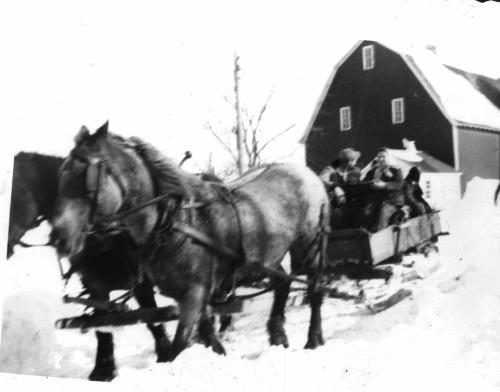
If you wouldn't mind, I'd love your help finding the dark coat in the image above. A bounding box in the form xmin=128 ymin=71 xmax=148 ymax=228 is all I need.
xmin=403 ymin=180 xmax=432 ymax=215
xmin=365 ymin=165 xmax=404 ymax=206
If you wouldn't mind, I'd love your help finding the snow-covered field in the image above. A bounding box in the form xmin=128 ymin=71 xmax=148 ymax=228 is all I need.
xmin=1 ymin=178 xmax=500 ymax=391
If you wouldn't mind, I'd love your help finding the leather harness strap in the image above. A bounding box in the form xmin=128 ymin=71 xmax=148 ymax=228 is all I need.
xmin=171 ymin=221 xmax=241 ymax=262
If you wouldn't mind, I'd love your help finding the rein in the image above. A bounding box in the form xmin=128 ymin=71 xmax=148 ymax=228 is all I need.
xmin=75 ymin=151 xmax=334 ymax=306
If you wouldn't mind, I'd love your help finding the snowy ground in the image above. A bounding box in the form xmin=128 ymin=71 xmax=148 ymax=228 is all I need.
xmin=1 ymin=178 xmax=500 ymax=391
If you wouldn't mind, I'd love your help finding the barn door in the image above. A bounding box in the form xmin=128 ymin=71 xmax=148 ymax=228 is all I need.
xmin=458 ymin=129 xmax=500 ymax=191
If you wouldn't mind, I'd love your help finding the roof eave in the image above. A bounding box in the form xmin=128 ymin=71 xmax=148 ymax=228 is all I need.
xmin=455 ymin=121 xmax=500 ymax=133
xmin=299 ymin=40 xmax=364 ymax=144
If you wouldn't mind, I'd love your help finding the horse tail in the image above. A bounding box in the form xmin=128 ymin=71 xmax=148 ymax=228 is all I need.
xmin=495 ymin=182 xmax=500 ymax=206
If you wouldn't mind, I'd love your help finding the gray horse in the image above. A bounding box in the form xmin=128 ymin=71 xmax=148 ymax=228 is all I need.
xmin=51 ymin=122 xmax=330 ymax=363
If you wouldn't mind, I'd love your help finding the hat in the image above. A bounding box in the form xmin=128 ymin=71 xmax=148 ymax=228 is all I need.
xmin=338 ymin=148 xmax=361 ymax=162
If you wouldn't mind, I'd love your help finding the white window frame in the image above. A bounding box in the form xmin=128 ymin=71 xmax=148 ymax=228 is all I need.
xmin=339 ymin=106 xmax=352 ymax=131
xmin=391 ymin=97 xmax=405 ymax=124
xmin=362 ymin=45 xmax=375 ymax=70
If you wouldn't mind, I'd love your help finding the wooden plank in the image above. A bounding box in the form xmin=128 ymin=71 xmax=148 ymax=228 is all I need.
xmin=328 ymin=212 xmax=444 ymax=268
xmin=328 ymin=228 xmax=372 ymax=266
xmin=55 ymin=305 xmax=180 ymax=330
xmin=370 ymin=227 xmax=395 ymax=265
xmin=62 ymin=295 xmax=130 ymax=313
xmin=365 ymin=288 xmax=412 ymax=313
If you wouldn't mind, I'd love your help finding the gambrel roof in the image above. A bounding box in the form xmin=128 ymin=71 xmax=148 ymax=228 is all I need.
xmin=300 ymin=40 xmax=500 ymax=142
xmin=445 ymin=65 xmax=500 ymax=111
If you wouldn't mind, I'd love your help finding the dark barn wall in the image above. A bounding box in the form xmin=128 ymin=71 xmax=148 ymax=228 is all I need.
xmin=306 ymin=41 xmax=454 ymax=173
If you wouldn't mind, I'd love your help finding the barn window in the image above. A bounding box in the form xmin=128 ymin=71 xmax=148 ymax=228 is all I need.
xmin=391 ymin=98 xmax=405 ymax=124
xmin=362 ymin=45 xmax=375 ymax=70
xmin=339 ymin=106 xmax=352 ymax=131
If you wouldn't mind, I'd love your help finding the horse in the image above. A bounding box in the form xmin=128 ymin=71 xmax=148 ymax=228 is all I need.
xmin=7 ymin=152 xmax=64 ymax=258
xmin=7 ymin=152 xmax=170 ymax=382
xmin=51 ymin=122 xmax=331 ymax=365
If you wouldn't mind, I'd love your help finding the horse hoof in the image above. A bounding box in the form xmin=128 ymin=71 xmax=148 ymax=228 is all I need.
xmin=156 ymin=340 xmax=172 ymax=363
xmin=267 ymin=316 xmax=289 ymax=348
xmin=156 ymin=349 xmax=170 ymax=363
xmin=219 ymin=315 xmax=234 ymax=333
xmin=212 ymin=341 xmax=227 ymax=356
xmin=165 ymin=346 xmax=182 ymax=362
xmin=304 ymin=333 xmax=324 ymax=350
xmin=269 ymin=333 xmax=289 ymax=348
xmin=88 ymin=365 xmax=117 ymax=382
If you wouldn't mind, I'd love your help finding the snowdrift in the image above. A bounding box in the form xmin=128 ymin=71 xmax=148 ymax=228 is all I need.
xmin=1 ymin=178 xmax=500 ymax=391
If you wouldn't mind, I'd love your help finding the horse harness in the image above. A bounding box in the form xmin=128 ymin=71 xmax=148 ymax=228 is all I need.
xmin=64 ymin=152 xmax=332 ymax=305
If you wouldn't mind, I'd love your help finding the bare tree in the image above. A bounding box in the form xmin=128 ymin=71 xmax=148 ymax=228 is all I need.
xmin=206 ymin=56 xmax=295 ymax=175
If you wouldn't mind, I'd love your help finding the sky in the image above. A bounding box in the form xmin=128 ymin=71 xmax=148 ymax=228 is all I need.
xmin=0 ymin=0 xmax=500 ymax=166
xmin=1 ymin=0 xmax=500 ymax=176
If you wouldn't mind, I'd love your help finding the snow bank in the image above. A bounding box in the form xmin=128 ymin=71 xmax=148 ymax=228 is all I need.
xmin=1 ymin=177 xmax=500 ymax=391
xmin=111 ymin=177 xmax=500 ymax=391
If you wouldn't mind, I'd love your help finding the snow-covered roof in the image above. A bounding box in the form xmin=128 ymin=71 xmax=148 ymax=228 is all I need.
xmin=445 ymin=65 xmax=500 ymax=111
xmin=403 ymin=48 xmax=500 ymax=131
xmin=385 ymin=148 xmax=458 ymax=174
xmin=300 ymin=40 xmax=500 ymax=142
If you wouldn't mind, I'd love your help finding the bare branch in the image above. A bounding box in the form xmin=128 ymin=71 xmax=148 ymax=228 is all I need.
xmin=251 ymin=124 xmax=259 ymax=167
xmin=257 ymin=123 xmax=297 ymax=155
xmin=255 ymin=91 xmax=273 ymax=131
xmin=273 ymin=145 xmax=301 ymax=162
xmin=242 ymin=107 xmax=252 ymax=124
xmin=223 ymin=94 xmax=234 ymax=107
xmin=242 ymin=124 xmax=252 ymax=164
xmin=206 ymin=123 xmax=239 ymax=164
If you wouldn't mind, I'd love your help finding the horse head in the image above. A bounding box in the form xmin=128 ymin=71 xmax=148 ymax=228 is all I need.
xmin=51 ymin=121 xmax=158 ymax=259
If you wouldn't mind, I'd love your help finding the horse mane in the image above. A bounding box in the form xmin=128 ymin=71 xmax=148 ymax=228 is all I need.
xmin=127 ymin=137 xmax=195 ymax=199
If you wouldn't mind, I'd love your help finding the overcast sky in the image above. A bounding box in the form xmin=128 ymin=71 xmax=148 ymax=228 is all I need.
xmin=1 ymin=0 xmax=500 ymax=174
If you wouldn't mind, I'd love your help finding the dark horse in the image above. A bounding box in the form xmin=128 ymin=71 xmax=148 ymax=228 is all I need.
xmin=7 ymin=152 xmax=171 ymax=381
xmin=7 ymin=152 xmax=64 ymax=258
xmin=51 ymin=122 xmax=330 ymax=365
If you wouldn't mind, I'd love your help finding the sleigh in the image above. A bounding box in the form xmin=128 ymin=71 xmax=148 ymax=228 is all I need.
xmin=327 ymin=211 xmax=445 ymax=267
xmin=55 ymin=211 xmax=446 ymax=332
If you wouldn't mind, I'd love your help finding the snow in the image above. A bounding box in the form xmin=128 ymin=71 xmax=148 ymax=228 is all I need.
xmin=406 ymin=50 xmax=500 ymax=131
xmin=386 ymin=148 xmax=422 ymax=164
xmin=1 ymin=177 xmax=500 ymax=391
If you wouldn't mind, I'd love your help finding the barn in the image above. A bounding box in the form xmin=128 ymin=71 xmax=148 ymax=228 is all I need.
xmin=301 ymin=40 xmax=500 ymax=193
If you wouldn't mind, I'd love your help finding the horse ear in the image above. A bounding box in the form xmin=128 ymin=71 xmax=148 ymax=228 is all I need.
xmin=95 ymin=121 xmax=109 ymax=138
xmin=75 ymin=126 xmax=90 ymax=145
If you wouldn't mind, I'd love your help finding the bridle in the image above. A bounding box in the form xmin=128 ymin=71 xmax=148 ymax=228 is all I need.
xmin=65 ymin=152 xmax=129 ymax=236
xmin=57 ymin=150 xmax=336 ymax=306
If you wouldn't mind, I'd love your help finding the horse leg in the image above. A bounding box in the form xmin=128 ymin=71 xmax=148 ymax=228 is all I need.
xmin=168 ymin=284 xmax=208 ymax=361
xmin=304 ymin=256 xmax=325 ymax=350
xmin=88 ymin=292 xmax=117 ymax=382
xmin=267 ymin=266 xmax=291 ymax=348
xmin=219 ymin=314 xmax=233 ymax=333
xmin=133 ymin=282 xmax=171 ymax=362
xmin=197 ymin=309 xmax=226 ymax=356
